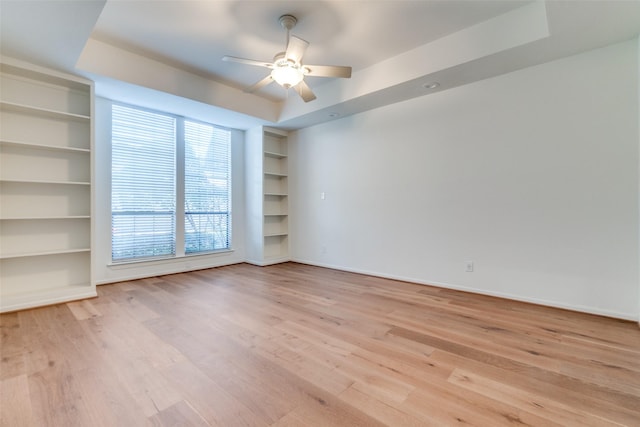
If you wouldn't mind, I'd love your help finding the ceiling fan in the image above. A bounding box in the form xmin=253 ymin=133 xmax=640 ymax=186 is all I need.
xmin=222 ymin=14 xmax=352 ymax=102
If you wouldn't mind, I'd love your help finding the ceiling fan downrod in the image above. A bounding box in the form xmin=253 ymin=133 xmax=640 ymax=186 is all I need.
xmin=279 ymin=14 xmax=297 ymax=45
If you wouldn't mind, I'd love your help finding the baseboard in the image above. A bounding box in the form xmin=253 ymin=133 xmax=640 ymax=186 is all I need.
xmin=96 ymin=260 xmax=245 ymax=285
xmin=291 ymin=257 xmax=638 ymax=322
xmin=245 ymin=258 xmax=290 ymax=267
xmin=0 ymin=287 xmax=98 ymax=313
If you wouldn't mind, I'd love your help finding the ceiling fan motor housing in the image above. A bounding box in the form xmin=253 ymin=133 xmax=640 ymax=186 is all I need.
xmin=279 ymin=15 xmax=297 ymax=31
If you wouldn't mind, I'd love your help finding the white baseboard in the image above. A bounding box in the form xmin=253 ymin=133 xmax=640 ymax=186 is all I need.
xmin=96 ymin=260 xmax=244 ymax=285
xmin=291 ymin=257 xmax=638 ymax=322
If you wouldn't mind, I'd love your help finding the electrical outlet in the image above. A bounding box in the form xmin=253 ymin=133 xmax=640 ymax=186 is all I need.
xmin=465 ymin=261 xmax=474 ymax=272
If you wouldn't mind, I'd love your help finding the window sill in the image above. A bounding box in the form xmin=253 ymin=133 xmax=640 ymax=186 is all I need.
xmin=108 ymin=249 xmax=235 ymax=269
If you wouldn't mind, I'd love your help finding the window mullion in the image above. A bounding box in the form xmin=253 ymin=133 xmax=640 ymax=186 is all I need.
xmin=176 ymin=118 xmax=186 ymax=257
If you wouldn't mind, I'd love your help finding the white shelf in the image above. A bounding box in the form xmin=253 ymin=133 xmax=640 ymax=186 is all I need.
xmin=263 ymin=234 xmax=289 ymax=260
xmin=1 ymin=216 xmax=90 ymax=259
xmin=1 ymin=139 xmax=90 ymax=183
xmin=1 ymin=182 xmax=90 ymax=223
xmin=264 ymin=171 xmax=288 ymax=177
xmin=264 ymin=151 xmax=287 ymax=159
xmin=1 ymin=248 xmax=91 ymax=260
xmin=0 ymin=139 xmax=90 ymax=153
xmin=264 ymin=176 xmax=287 ymax=195
xmin=1 ymin=251 xmax=90 ymax=286
xmin=1 ymin=216 xmax=90 ymax=220
xmin=0 ymin=100 xmax=90 ymax=121
xmin=1 ymin=109 xmax=90 ymax=151
xmin=0 ymin=59 xmax=94 ymax=312
xmin=0 ymin=179 xmax=90 ymax=185
xmin=264 ymin=213 xmax=287 ymax=236
xmin=1 ymin=63 xmax=90 ymax=92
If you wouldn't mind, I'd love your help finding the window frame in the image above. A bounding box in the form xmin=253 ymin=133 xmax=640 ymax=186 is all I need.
xmin=110 ymin=101 xmax=233 ymax=264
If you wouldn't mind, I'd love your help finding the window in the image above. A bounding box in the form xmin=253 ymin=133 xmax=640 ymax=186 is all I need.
xmin=111 ymin=104 xmax=231 ymax=262
xmin=184 ymin=120 xmax=231 ymax=254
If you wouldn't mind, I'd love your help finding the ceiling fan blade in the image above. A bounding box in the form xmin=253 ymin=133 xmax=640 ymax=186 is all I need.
xmin=304 ymin=64 xmax=352 ymax=79
xmin=293 ymin=80 xmax=316 ymax=102
xmin=222 ymin=56 xmax=273 ymax=68
xmin=244 ymin=75 xmax=274 ymax=93
xmin=285 ymin=36 xmax=309 ymax=64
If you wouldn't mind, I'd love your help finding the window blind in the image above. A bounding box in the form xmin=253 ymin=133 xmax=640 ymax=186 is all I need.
xmin=111 ymin=103 xmax=232 ymax=262
xmin=184 ymin=121 xmax=231 ymax=253
xmin=112 ymin=104 xmax=176 ymax=261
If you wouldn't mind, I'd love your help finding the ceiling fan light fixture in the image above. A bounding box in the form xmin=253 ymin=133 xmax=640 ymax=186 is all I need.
xmin=223 ymin=13 xmax=351 ymax=102
xmin=271 ymin=63 xmax=304 ymax=88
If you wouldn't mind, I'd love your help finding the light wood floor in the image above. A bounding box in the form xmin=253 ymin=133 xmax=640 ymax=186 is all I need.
xmin=1 ymin=262 xmax=639 ymax=426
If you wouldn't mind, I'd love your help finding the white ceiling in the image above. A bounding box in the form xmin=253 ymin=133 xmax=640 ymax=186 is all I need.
xmin=1 ymin=1 xmax=640 ymax=130
xmin=90 ymin=0 xmax=528 ymax=99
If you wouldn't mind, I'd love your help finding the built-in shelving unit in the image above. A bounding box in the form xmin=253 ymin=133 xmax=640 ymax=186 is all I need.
xmin=0 ymin=59 xmax=96 ymax=312
xmin=246 ymin=126 xmax=289 ymax=265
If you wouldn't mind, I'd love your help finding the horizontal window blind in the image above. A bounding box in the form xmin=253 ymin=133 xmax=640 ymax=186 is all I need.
xmin=111 ymin=103 xmax=232 ymax=262
xmin=112 ymin=104 xmax=176 ymax=261
xmin=184 ymin=121 xmax=231 ymax=254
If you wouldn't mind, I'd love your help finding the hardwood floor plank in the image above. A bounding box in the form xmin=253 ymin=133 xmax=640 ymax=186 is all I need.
xmin=0 ymin=312 xmax=25 ymax=380
xmin=270 ymin=386 xmax=387 ymax=427
xmin=19 ymin=305 xmax=97 ymax=375
xmin=0 ymin=374 xmax=36 ymax=427
xmin=66 ymin=299 xmax=102 ymax=321
xmin=95 ymin=291 xmax=160 ymax=323
xmin=402 ymin=376 xmax=559 ymax=427
xmin=274 ymin=320 xmax=357 ymax=357
xmin=159 ymin=360 xmax=270 ymax=427
xmin=221 ymin=315 xmax=355 ymax=395
xmin=70 ymin=365 xmax=153 ymax=427
xmin=430 ymin=350 xmax=640 ymax=426
xmin=86 ymin=301 xmax=186 ymax=370
xmin=143 ymin=313 xmax=299 ymax=424
xmin=27 ymin=364 xmax=96 ymax=427
xmin=448 ymin=368 xmax=624 ymax=426
xmin=270 ymin=412 xmax=311 ymax=426
xmin=148 ymin=400 xmax=211 ymax=427
xmin=389 ymin=325 xmax=640 ymax=412
xmin=77 ymin=314 xmax=183 ymax=417
xmin=1 ymin=262 xmax=639 ymax=426
xmin=338 ymin=385 xmax=427 ymax=427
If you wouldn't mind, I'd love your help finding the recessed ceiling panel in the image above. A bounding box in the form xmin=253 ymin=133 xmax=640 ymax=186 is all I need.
xmin=89 ymin=0 xmax=530 ymax=101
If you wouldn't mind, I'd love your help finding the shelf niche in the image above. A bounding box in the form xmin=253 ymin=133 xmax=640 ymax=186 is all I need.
xmin=0 ymin=59 xmax=96 ymax=313
xmin=246 ymin=126 xmax=290 ymax=265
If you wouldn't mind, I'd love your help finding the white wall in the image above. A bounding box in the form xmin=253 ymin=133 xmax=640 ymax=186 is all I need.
xmin=93 ymin=96 xmax=247 ymax=284
xmin=289 ymin=39 xmax=639 ymax=320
